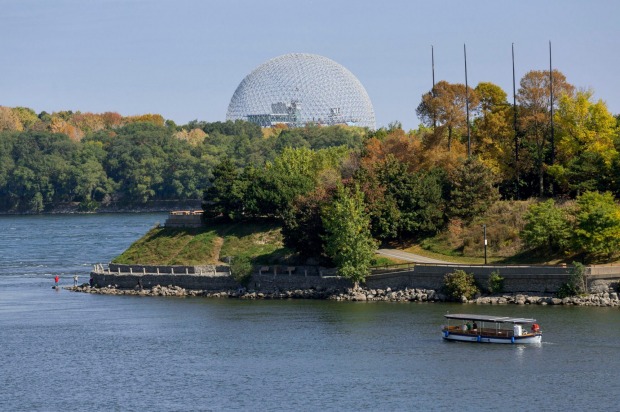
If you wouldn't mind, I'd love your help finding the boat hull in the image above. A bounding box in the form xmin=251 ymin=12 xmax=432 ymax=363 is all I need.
xmin=442 ymin=331 xmax=542 ymax=344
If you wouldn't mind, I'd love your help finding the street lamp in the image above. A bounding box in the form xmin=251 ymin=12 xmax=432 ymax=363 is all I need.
xmin=483 ymin=224 xmax=487 ymax=265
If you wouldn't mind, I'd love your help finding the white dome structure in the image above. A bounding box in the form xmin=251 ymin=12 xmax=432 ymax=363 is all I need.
xmin=226 ymin=53 xmax=375 ymax=129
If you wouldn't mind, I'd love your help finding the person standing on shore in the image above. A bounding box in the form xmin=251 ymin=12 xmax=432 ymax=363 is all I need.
xmin=73 ymin=275 xmax=78 ymax=287
xmin=54 ymin=275 xmax=59 ymax=288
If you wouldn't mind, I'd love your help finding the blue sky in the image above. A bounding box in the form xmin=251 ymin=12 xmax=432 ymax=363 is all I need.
xmin=2 ymin=0 xmax=619 ymax=131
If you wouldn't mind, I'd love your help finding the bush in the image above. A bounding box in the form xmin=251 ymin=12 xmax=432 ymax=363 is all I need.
xmin=443 ymin=269 xmax=479 ymax=301
xmin=230 ymin=256 xmax=253 ymax=287
xmin=557 ymin=262 xmax=586 ymax=298
xmin=487 ymin=270 xmax=504 ymax=294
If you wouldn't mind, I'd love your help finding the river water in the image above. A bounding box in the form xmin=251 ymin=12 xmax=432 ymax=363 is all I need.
xmin=1 ymin=214 xmax=619 ymax=411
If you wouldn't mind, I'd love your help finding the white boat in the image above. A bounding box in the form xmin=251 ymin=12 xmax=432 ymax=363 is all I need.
xmin=442 ymin=313 xmax=542 ymax=344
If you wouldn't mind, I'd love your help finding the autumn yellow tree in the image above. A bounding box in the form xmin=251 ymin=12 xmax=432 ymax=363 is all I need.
xmin=0 ymin=106 xmax=24 ymax=131
xmin=517 ymin=69 xmax=574 ymax=196
xmin=549 ymin=90 xmax=619 ymax=195
xmin=472 ymin=82 xmax=513 ymax=179
xmin=416 ymin=80 xmax=478 ymax=152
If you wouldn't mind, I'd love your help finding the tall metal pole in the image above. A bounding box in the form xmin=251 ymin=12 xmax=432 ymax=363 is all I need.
xmin=432 ymin=45 xmax=436 ymax=90
xmin=432 ymin=45 xmax=436 ymax=130
xmin=512 ymin=43 xmax=519 ymax=200
xmin=464 ymin=44 xmax=471 ymax=156
xmin=549 ymin=41 xmax=555 ymax=166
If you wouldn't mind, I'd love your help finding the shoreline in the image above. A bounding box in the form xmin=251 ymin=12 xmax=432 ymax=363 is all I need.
xmin=67 ymin=284 xmax=620 ymax=307
xmin=0 ymin=199 xmax=202 ymax=216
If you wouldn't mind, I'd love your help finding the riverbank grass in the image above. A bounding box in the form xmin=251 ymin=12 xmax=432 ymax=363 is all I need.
xmin=112 ymin=219 xmax=291 ymax=266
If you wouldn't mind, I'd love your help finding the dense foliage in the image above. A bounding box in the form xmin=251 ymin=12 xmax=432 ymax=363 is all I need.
xmin=521 ymin=191 xmax=620 ymax=260
xmin=442 ymin=269 xmax=480 ymax=300
xmin=3 ymin=65 xmax=620 ymax=267
xmin=0 ymin=115 xmax=364 ymax=212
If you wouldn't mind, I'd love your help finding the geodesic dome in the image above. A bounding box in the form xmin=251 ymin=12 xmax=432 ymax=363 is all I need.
xmin=226 ymin=53 xmax=375 ymax=129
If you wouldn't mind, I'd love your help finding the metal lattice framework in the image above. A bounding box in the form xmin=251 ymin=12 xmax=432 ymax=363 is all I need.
xmin=226 ymin=53 xmax=375 ymax=129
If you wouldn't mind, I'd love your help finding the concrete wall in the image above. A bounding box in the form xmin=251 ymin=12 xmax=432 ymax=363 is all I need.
xmin=92 ymin=273 xmax=239 ymax=291
xmin=164 ymin=214 xmax=203 ymax=228
xmin=404 ymin=264 xmax=573 ymax=293
xmin=107 ymin=263 xmax=228 ymax=275
xmin=92 ymin=262 xmax=605 ymax=294
xmin=586 ymin=265 xmax=620 ymax=293
xmin=92 ymin=264 xmax=620 ymax=293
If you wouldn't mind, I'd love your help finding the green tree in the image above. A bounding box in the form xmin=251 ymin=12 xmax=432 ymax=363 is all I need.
xmin=521 ymin=199 xmax=571 ymax=253
xmin=573 ymin=191 xmax=620 ymax=257
xmin=203 ymin=158 xmax=244 ymax=219
xmin=322 ymin=185 xmax=378 ymax=288
xmin=375 ymin=157 xmax=445 ymax=238
xmin=242 ymin=147 xmax=348 ymax=219
xmin=447 ymin=156 xmax=499 ymax=221
xmin=281 ymin=187 xmax=333 ymax=259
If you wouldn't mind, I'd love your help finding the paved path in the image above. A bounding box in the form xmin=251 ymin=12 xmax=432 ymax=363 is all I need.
xmin=376 ymin=249 xmax=452 ymax=264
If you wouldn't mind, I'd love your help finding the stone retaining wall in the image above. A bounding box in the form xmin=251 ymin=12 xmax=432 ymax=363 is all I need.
xmin=92 ymin=273 xmax=239 ymax=291
xmin=91 ymin=262 xmax=599 ymax=294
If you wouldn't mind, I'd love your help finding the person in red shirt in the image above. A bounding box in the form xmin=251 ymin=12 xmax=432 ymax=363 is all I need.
xmin=54 ymin=275 xmax=59 ymax=288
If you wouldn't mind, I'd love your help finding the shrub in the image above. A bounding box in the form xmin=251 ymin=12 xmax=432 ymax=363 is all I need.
xmin=487 ymin=270 xmax=504 ymax=294
xmin=557 ymin=261 xmax=586 ymax=298
xmin=230 ymin=256 xmax=253 ymax=287
xmin=443 ymin=269 xmax=479 ymax=301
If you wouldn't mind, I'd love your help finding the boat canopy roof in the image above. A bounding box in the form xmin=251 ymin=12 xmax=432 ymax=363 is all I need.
xmin=444 ymin=313 xmax=537 ymax=324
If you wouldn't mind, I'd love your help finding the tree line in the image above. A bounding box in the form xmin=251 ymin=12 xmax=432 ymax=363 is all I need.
xmin=204 ymin=68 xmax=620 ymax=279
xmin=0 ymin=112 xmax=367 ymax=212
xmin=2 ymin=67 xmax=620 ymax=277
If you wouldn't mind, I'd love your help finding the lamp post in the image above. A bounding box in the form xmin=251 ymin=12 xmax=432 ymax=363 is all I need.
xmin=483 ymin=224 xmax=487 ymax=265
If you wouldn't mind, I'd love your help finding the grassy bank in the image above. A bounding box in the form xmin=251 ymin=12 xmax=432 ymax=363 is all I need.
xmin=113 ymin=200 xmax=606 ymax=267
xmin=113 ymin=219 xmax=292 ymax=266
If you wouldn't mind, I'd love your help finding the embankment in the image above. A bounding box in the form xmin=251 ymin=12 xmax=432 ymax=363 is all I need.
xmin=83 ymin=262 xmax=620 ymax=306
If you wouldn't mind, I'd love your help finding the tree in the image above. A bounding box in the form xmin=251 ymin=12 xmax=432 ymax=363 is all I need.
xmin=203 ymin=158 xmax=244 ymax=219
xmin=521 ymin=199 xmax=571 ymax=253
xmin=472 ymin=83 xmax=515 ymax=186
xmin=281 ymin=187 xmax=333 ymax=259
xmin=446 ymin=156 xmax=499 ymax=221
xmin=0 ymin=107 xmax=24 ymax=131
xmin=517 ymin=69 xmax=575 ymax=197
xmin=573 ymin=191 xmax=620 ymax=257
xmin=242 ymin=146 xmax=348 ymax=219
xmin=322 ymin=185 xmax=378 ymax=288
xmin=555 ymin=90 xmax=618 ymax=164
xmin=12 ymin=107 xmax=40 ymax=130
xmin=551 ymin=90 xmax=619 ymax=196
xmin=375 ymin=156 xmax=445 ymax=238
xmin=416 ymin=81 xmax=478 ymax=151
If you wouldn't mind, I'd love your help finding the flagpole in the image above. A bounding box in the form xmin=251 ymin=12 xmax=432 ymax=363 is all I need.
xmin=464 ymin=43 xmax=470 ymax=156
xmin=549 ymin=41 xmax=554 ymax=166
xmin=432 ymin=45 xmax=436 ymax=130
xmin=512 ymin=43 xmax=519 ymax=199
